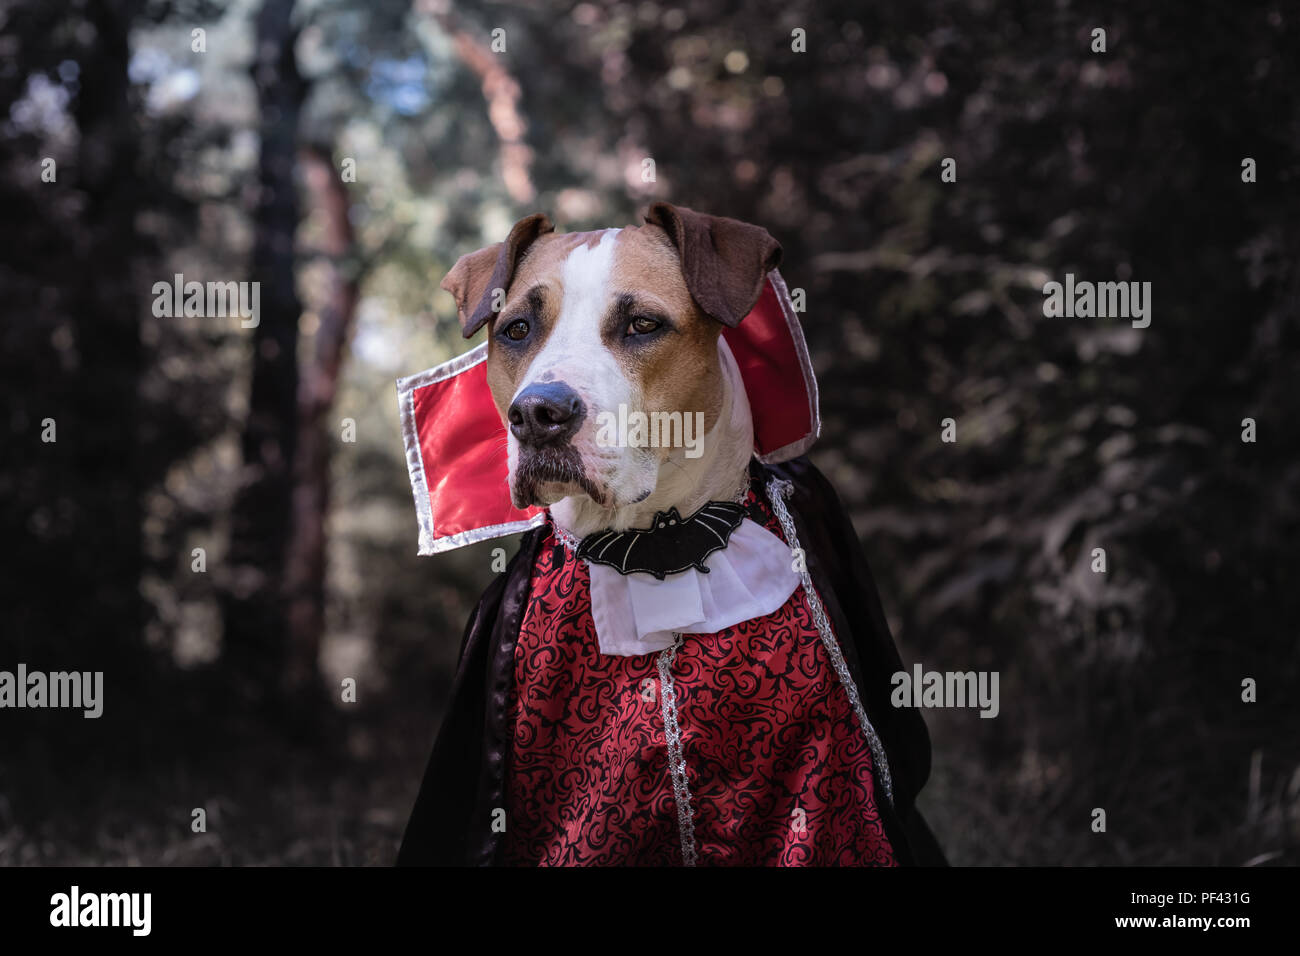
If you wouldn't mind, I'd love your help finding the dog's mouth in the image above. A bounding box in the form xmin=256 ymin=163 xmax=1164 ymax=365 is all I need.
xmin=512 ymin=445 xmax=610 ymax=509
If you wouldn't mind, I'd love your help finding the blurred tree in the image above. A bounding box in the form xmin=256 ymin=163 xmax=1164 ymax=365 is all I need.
xmin=285 ymin=142 xmax=361 ymax=704
xmin=221 ymin=0 xmax=308 ymax=710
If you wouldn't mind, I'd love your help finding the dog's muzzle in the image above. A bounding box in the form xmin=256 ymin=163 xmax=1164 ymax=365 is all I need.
xmin=508 ymin=381 xmax=608 ymax=507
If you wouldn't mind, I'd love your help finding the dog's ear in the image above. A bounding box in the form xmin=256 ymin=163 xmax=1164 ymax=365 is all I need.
xmin=442 ymin=213 xmax=554 ymax=338
xmin=643 ymin=202 xmax=782 ymax=327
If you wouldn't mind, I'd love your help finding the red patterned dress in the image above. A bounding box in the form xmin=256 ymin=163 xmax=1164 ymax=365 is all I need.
xmin=503 ymin=488 xmax=896 ymax=866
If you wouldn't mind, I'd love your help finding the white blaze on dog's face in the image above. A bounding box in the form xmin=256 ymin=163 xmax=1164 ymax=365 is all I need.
xmin=484 ymin=225 xmax=725 ymax=510
xmin=440 ymin=204 xmax=781 ymax=517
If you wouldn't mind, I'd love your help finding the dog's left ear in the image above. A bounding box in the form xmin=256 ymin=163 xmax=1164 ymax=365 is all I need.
xmin=442 ymin=213 xmax=554 ymax=338
xmin=643 ymin=202 xmax=782 ymax=327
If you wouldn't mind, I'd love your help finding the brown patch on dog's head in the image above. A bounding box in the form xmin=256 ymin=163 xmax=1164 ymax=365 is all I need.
xmin=603 ymin=224 xmax=728 ymax=437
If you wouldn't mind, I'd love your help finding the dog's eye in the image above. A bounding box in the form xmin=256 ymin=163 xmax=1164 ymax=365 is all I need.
xmin=503 ymin=319 xmax=530 ymax=341
xmin=626 ymin=316 xmax=662 ymax=336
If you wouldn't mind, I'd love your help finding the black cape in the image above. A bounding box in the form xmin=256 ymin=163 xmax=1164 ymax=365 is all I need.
xmin=397 ymin=456 xmax=947 ymax=866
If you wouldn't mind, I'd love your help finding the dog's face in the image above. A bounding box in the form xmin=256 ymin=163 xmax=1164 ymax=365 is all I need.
xmin=441 ymin=203 xmax=780 ymax=511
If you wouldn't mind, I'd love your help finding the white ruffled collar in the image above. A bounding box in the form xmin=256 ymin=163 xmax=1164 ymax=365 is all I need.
xmin=550 ymin=493 xmax=800 ymax=657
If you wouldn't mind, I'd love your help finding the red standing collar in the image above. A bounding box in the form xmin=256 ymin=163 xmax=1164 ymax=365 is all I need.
xmin=396 ymin=269 xmax=819 ymax=554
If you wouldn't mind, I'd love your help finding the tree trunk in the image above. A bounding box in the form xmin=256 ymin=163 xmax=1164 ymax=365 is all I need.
xmin=70 ymin=0 xmax=145 ymax=658
xmin=283 ymin=144 xmax=361 ymax=703
xmin=222 ymin=0 xmax=307 ymax=709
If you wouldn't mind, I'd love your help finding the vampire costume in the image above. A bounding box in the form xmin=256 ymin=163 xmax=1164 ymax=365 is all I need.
xmin=394 ymin=271 xmax=946 ymax=866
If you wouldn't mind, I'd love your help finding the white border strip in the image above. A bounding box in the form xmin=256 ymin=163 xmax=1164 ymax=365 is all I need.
xmin=657 ymin=632 xmax=699 ymax=866
xmin=425 ymin=513 xmax=546 ymax=555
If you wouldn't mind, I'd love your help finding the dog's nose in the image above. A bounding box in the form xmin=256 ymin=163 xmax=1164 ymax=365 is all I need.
xmin=508 ymin=382 xmax=585 ymax=446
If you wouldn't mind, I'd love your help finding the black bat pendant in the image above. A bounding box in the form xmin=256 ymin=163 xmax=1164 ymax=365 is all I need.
xmin=576 ymin=501 xmax=748 ymax=580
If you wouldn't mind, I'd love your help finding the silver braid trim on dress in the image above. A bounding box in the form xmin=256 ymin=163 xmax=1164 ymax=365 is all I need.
xmin=656 ymin=632 xmax=698 ymax=866
xmin=549 ymin=516 xmax=581 ymax=553
xmin=766 ymin=477 xmax=895 ymax=807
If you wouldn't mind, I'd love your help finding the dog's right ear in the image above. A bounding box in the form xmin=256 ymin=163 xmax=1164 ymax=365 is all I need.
xmin=441 ymin=213 xmax=554 ymax=338
xmin=643 ymin=202 xmax=781 ymax=328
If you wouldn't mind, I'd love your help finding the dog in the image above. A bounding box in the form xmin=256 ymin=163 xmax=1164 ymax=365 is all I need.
xmin=397 ymin=203 xmax=944 ymax=866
